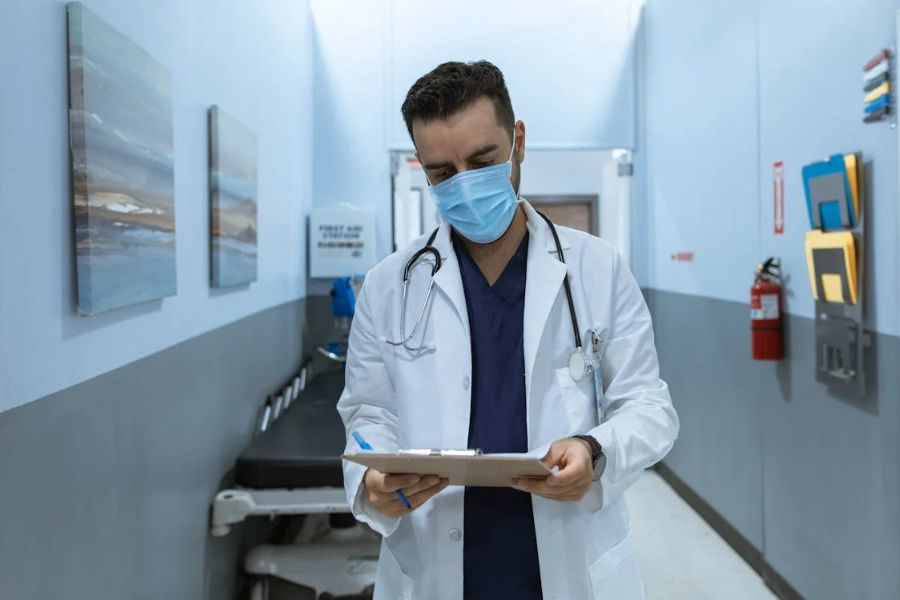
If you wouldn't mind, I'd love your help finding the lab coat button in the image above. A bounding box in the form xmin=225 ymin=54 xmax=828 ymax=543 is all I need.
xmin=449 ymin=527 xmax=462 ymax=541
xmin=463 ymin=376 xmax=470 ymax=390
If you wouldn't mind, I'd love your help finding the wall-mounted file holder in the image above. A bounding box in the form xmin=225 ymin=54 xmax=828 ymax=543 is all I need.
xmin=863 ymin=48 xmax=894 ymax=125
xmin=803 ymin=152 xmax=870 ymax=399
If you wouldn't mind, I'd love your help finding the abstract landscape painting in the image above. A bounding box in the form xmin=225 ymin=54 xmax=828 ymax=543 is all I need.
xmin=67 ymin=2 xmax=177 ymax=315
xmin=209 ymin=106 xmax=258 ymax=287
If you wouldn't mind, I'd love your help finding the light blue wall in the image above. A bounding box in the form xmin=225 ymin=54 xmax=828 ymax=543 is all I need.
xmin=386 ymin=0 xmax=639 ymax=151
xmin=641 ymin=0 xmax=900 ymax=336
xmin=642 ymin=0 xmax=762 ymax=305
xmin=310 ymin=0 xmax=392 ymax=264
xmin=0 ymin=0 xmax=313 ymax=412
xmin=757 ymin=0 xmax=900 ymax=335
xmin=309 ymin=0 xmax=641 ymax=276
xmin=641 ymin=0 xmax=900 ymax=597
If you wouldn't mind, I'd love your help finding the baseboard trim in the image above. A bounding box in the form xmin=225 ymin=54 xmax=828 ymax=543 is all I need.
xmin=654 ymin=462 xmax=803 ymax=600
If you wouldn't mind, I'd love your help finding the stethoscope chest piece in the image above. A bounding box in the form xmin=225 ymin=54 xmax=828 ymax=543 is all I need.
xmin=569 ymin=330 xmax=607 ymax=422
xmin=568 ymin=349 xmax=589 ymax=382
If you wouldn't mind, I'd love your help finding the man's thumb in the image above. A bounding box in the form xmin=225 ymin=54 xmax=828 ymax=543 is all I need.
xmin=542 ymin=443 xmax=564 ymax=467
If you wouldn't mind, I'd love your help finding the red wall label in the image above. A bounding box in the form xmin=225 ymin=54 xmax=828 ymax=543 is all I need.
xmin=773 ymin=161 xmax=785 ymax=235
xmin=670 ymin=252 xmax=694 ymax=262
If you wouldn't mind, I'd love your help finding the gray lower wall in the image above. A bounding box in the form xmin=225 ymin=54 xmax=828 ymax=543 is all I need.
xmin=22 ymin=289 xmax=892 ymax=599
xmin=304 ymin=294 xmax=334 ymax=357
xmin=646 ymin=289 xmax=900 ymax=600
xmin=0 ymin=298 xmax=308 ymax=600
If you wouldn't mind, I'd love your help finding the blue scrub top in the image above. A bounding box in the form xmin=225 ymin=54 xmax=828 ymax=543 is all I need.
xmin=453 ymin=232 xmax=543 ymax=599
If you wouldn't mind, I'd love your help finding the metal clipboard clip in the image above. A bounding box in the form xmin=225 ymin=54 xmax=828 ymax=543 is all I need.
xmin=397 ymin=448 xmax=483 ymax=457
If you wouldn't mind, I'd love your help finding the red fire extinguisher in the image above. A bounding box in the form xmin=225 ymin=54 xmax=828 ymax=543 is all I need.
xmin=751 ymin=258 xmax=784 ymax=361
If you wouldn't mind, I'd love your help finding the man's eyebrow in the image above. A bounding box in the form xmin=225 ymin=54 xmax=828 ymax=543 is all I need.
xmin=467 ymin=144 xmax=499 ymax=161
xmin=421 ymin=144 xmax=500 ymax=170
xmin=421 ymin=159 xmax=454 ymax=171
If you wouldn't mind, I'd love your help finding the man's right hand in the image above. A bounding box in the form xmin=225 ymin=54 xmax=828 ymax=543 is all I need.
xmin=363 ymin=468 xmax=449 ymax=517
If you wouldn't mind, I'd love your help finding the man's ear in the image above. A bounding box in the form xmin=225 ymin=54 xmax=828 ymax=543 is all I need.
xmin=514 ymin=120 xmax=526 ymax=163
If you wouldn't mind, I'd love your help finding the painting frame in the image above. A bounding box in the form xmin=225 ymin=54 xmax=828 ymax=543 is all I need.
xmin=208 ymin=105 xmax=258 ymax=288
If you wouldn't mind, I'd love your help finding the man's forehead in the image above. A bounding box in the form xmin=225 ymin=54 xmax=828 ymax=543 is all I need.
xmin=412 ymin=98 xmax=507 ymax=160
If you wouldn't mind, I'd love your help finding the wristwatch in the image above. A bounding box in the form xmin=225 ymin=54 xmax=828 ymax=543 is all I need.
xmin=572 ymin=434 xmax=607 ymax=481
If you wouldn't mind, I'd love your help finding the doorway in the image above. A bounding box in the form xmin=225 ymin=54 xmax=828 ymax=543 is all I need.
xmin=390 ymin=149 xmax=632 ymax=266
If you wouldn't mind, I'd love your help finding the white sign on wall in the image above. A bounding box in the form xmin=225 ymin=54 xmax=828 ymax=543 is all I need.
xmin=309 ymin=206 xmax=377 ymax=278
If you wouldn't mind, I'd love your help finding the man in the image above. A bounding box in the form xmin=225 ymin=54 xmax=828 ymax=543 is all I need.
xmin=338 ymin=60 xmax=678 ymax=599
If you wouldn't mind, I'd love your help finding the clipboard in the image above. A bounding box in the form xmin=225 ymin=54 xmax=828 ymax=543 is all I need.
xmin=342 ymin=451 xmax=552 ymax=487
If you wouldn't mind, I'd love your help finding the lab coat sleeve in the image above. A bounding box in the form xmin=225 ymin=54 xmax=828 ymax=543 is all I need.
xmin=584 ymin=250 xmax=679 ymax=512
xmin=336 ymin=278 xmax=403 ymax=537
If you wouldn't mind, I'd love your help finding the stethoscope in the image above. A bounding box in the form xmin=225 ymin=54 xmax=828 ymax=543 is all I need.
xmin=384 ymin=212 xmax=606 ymax=412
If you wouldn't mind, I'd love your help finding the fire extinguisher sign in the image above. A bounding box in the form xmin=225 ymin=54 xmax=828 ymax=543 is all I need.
xmin=773 ymin=161 xmax=785 ymax=235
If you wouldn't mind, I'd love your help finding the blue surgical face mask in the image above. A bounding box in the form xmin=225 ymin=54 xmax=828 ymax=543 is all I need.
xmin=427 ymin=133 xmax=519 ymax=244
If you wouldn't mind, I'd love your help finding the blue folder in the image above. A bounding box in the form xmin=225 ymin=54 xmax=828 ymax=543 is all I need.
xmin=865 ymin=95 xmax=890 ymax=114
xmin=802 ymin=154 xmax=858 ymax=230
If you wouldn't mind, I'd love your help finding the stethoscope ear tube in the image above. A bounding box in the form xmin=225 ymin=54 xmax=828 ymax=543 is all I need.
xmin=403 ymin=245 xmax=441 ymax=281
xmin=386 ymin=227 xmax=442 ymax=351
xmin=535 ymin=211 xmax=582 ymax=349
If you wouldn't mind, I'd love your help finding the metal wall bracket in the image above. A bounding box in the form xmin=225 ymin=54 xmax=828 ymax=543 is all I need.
xmin=814 ymin=302 xmax=868 ymax=398
xmin=210 ymin=488 xmax=349 ymax=537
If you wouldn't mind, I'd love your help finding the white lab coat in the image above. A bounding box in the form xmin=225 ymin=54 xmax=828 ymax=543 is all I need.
xmin=338 ymin=200 xmax=678 ymax=600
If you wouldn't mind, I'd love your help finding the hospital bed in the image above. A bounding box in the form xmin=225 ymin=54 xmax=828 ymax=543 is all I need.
xmin=210 ymin=369 xmax=379 ymax=599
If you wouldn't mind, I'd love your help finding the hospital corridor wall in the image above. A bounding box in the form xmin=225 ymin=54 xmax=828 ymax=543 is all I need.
xmin=3 ymin=0 xmax=900 ymax=598
xmin=638 ymin=0 xmax=900 ymax=598
xmin=0 ymin=0 xmax=313 ymax=598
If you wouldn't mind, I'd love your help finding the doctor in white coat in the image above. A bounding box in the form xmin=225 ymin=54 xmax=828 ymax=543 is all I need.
xmin=338 ymin=60 xmax=678 ymax=599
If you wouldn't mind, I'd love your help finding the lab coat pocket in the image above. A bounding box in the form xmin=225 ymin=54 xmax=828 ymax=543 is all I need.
xmin=375 ymin=543 xmax=415 ymax=600
xmin=588 ymin=533 xmax=644 ymax=600
xmin=554 ymin=367 xmax=594 ymax=433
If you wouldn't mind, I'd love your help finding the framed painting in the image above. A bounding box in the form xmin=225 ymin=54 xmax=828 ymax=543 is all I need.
xmin=208 ymin=106 xmax=258 ymax=288
xmin=67 ymin=2 xmax=176 ymax=315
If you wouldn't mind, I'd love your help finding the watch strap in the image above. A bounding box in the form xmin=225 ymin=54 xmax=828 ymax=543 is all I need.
xmin=572 ymin=434 xmax=602 ymax=467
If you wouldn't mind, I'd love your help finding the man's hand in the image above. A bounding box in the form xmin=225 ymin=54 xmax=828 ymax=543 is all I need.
xmin=510 ymin=437 xmax=594 ymax=501
xmin=363 ymin=468 xmax=449 ymax=517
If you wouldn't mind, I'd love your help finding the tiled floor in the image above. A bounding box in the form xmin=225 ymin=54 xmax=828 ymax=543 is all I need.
xmin=625 ymin=471 xmax=775 ymax=600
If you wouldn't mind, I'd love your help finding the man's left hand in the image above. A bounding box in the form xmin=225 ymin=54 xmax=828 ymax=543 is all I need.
xmin=510 ymin=437 xmax=594 ymax=501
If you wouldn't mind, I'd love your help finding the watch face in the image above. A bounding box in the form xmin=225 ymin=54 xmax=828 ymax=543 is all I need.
xmin=593 ymin=452 xmax=607 ymax=481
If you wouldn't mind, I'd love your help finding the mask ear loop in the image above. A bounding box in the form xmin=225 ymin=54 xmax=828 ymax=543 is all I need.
xmin=508 ymin=128 xmax=520 ymax=201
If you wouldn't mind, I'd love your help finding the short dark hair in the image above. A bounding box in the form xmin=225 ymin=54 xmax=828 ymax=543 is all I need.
xmin=401 ymin=60 xmax=515 ymax=143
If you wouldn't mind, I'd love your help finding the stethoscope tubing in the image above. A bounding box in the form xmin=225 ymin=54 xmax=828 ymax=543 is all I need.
xmin=387 ymin=212 xmax=580 ymax=357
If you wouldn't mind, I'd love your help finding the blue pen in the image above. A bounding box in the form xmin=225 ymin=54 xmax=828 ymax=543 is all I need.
xmin=352 ymin=431 xmax=413 ymax=509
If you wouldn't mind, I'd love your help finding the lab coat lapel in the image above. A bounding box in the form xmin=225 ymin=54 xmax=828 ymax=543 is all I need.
xmin=429 ymin=223 xmax=472 ymax=449
xmin=522 ymin=201 xmax=569 ymax=396
xmin=430 ymin=224 xmax=469 ymax=336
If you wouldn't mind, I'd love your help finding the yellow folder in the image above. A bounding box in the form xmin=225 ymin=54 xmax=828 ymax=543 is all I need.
xmin=864 ymin=81 xmax=890 ymax=103
xmin=804 ymin=230 xmax=857 ymax=304
xmin=842 ymin=153 xmax=860 ymax=221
